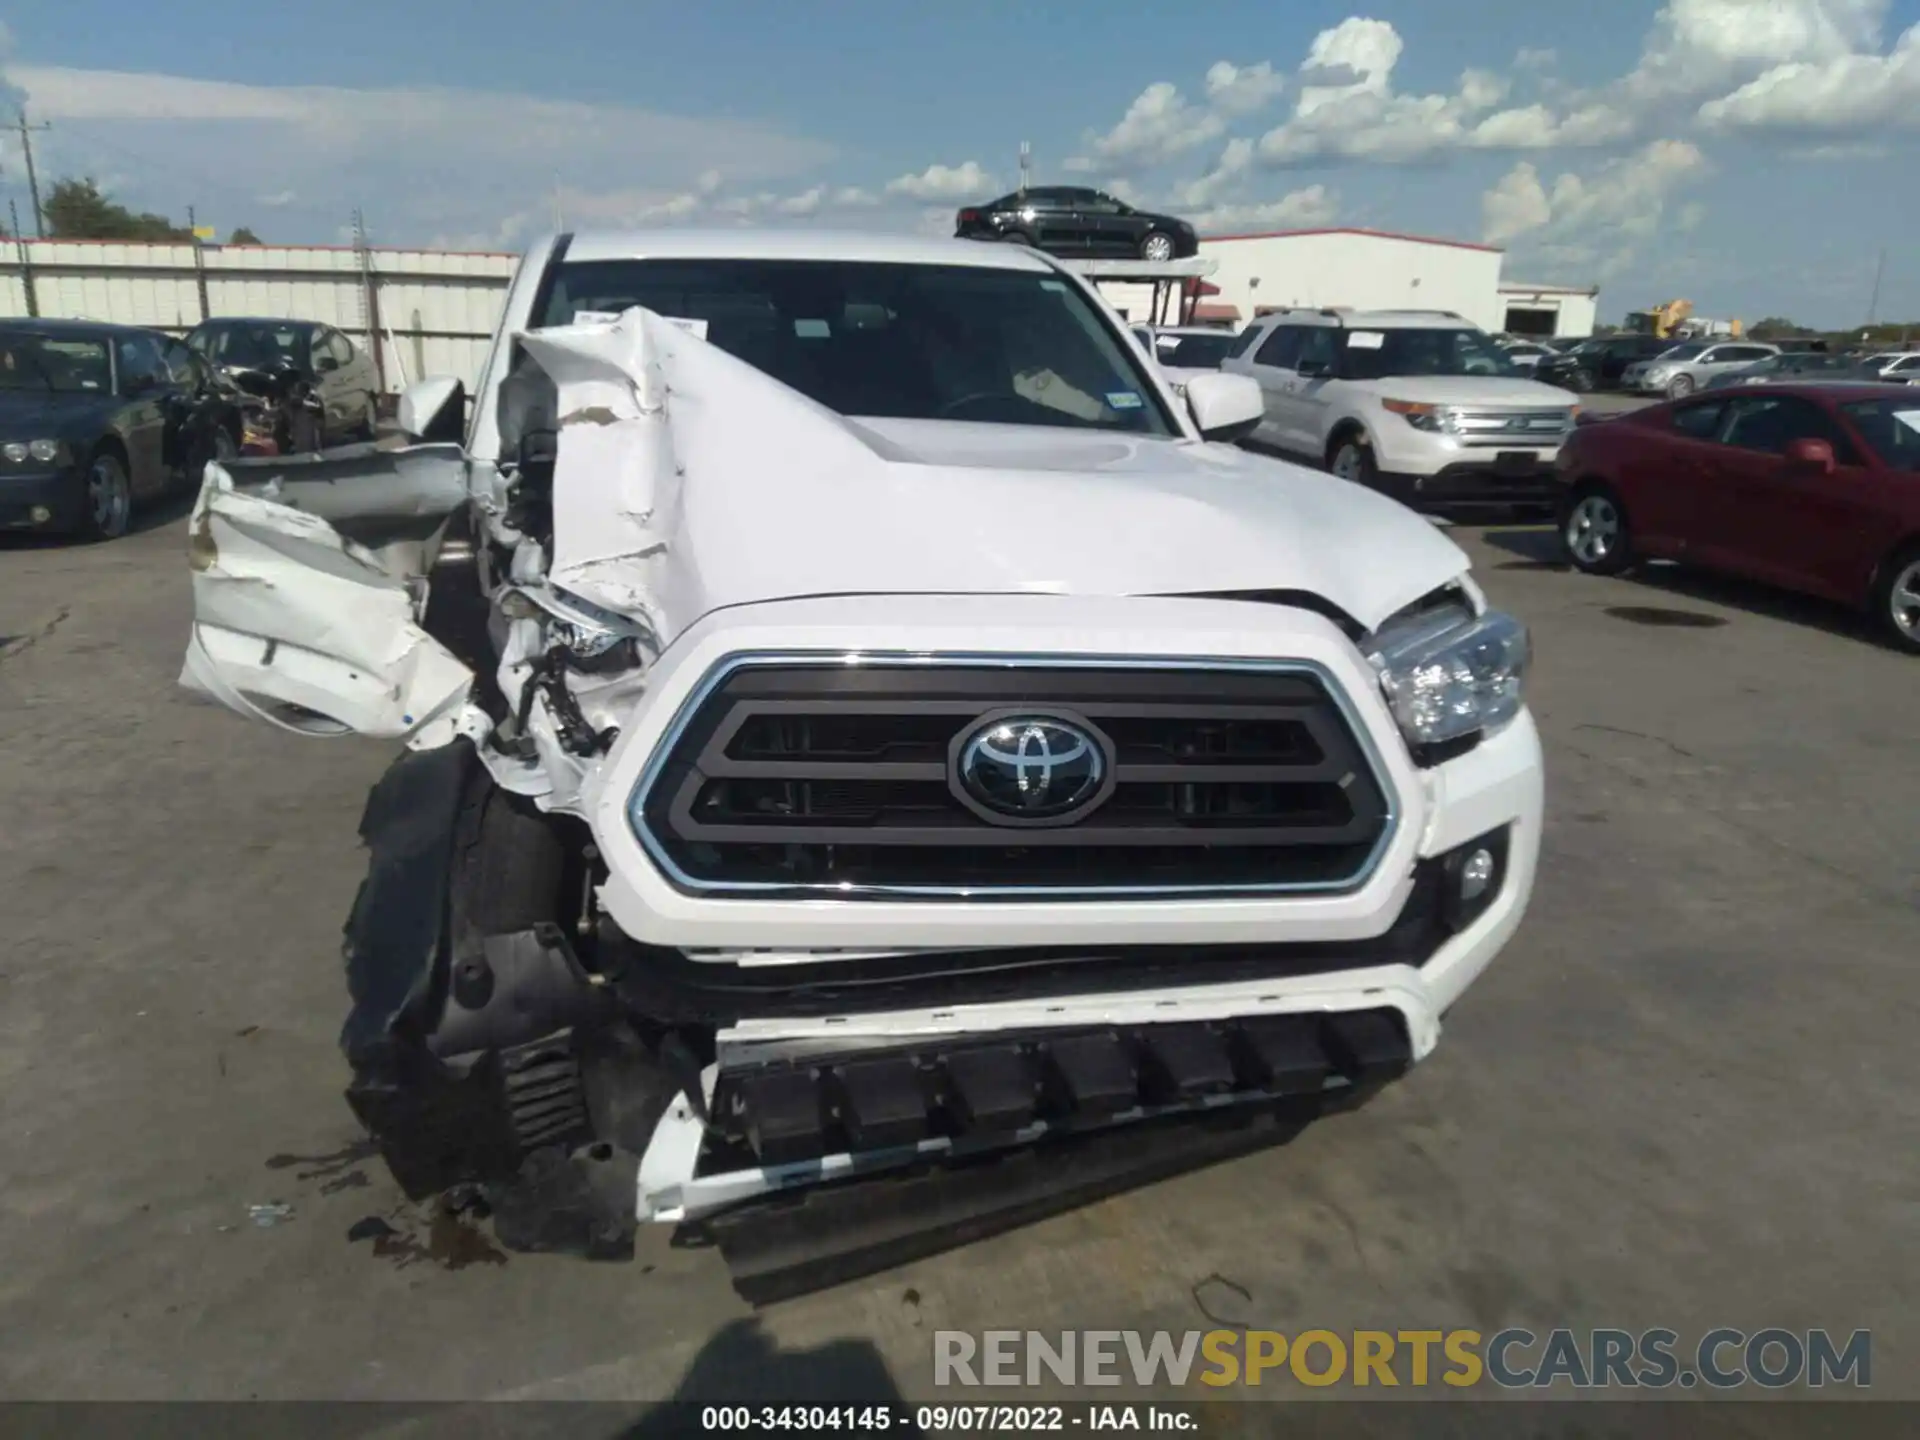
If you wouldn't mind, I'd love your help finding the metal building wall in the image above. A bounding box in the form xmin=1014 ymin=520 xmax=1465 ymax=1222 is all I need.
xmin=1199 ymin=231 xmax=1510 ymax=332
xmin=0 ymin=238 xmax=517 ymax=390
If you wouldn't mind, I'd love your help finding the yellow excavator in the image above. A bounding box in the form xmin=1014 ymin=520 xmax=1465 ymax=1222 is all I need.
xmin=1626 ymin=300 xmax=1743 ymax=339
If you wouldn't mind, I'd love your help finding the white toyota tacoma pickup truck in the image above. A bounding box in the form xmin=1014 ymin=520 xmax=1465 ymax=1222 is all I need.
xmin=180 ymin=231 xmax=1542 ymax=1284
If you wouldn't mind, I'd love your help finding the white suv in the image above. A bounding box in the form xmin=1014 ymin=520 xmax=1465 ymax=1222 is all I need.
xmin=177 ymin=233 xmax=1541 ymax=1270
xmin=1223 ymin=308 xmax=1579 ymax=512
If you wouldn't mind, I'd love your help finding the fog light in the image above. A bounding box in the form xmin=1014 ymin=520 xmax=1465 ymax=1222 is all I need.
xmin=30 ymin=505 xmax=51 ymax=524
xmin=1459 ymin=847 xmax=1496 ymax=902
xmin=1440 ymin=827 xmax=1509 ymax=933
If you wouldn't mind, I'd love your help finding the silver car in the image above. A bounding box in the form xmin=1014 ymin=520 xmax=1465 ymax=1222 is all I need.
xmin=1620 ymin=340 xmax=1780 ymax=399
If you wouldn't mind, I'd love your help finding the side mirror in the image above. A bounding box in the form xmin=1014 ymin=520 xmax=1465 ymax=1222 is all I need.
xmin=1184 ymin=372 xmax=1264 ymax=443
xmin=397 ymin=376 xmax=467 ymax=443
xmin=1785 ymin=437 xmax=1836 ymax=474
xmin=1295 ymin=358 xmax=1330 ymax=379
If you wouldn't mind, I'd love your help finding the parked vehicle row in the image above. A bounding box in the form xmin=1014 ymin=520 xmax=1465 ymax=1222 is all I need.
xmin=0 ymin=320 xmax=246 ymax=540
xmin=1 ymin=315 xmax=383 ymax=542
xmin=1556 ymin=382 xmax=1920 ymax=652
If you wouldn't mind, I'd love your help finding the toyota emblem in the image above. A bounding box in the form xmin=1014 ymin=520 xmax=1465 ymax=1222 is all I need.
xmin=953 ymin=712 xmax=1111 ymax=825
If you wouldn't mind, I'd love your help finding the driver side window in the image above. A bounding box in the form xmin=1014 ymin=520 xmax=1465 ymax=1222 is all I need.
xmin=1253 ymin=324 xmax=1300 ymax=369
xmin=116 ymin=334 xmax=168 ymax=393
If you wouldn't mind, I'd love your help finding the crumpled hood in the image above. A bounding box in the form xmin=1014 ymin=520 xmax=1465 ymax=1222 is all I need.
xmin=1349 ymin=376 xmax=1577 ymax=407
xmin=518 ymin=310 xmax=1470 ymax=640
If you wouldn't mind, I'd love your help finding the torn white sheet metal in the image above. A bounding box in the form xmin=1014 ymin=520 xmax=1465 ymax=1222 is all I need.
xmin=518 ymin=306 xmax=1469 ymax=638
xmin=181 ymin=461 xmax=476 ymax=740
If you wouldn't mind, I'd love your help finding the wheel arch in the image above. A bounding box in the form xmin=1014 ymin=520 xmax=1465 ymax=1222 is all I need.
xmin=1869 ymin=533 xmax=1920 ymax=604
xmin=1324 ymin=417 xmax=1371 ymax=463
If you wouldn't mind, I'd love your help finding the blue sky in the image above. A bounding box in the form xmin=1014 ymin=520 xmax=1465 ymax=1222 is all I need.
xmin=3 ymin=0 xmax=1917 ymax=326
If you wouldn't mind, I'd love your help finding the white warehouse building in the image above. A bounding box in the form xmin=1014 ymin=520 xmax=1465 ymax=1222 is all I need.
xmin=1168 ymin=227 xmax=1596 ymax=339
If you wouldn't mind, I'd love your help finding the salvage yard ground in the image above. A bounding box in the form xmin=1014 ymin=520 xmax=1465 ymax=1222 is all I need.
xmin=0 ymin=498 xmax=1914 ymax=1405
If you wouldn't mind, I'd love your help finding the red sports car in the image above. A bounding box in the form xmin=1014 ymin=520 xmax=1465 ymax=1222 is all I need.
xmin=1554 ymin=383 xmax=1920 ymax=652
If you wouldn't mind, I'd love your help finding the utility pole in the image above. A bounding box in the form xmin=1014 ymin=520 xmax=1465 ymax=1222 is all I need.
xmin=9 ymin=198 xmax=38 ymax=316
xmin=1018 ymin=141 xmax=1031 ymax=195
xmin=14 ymin=108 xmax=51 ymax=238
xmin=1865 ymin=246 xmax=1887 ymax=329
xmin=187 ymin=205 xmax=211 ymax=322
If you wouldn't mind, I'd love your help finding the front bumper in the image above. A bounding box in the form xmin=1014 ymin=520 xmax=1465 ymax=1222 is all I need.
xmin=592 ymin=595 xmax=1543 ymax=1225
xmin=0 ymin=465 xmax=84 ymax=531
xmin=1380 ymin=458 xmax=1561 ymax=509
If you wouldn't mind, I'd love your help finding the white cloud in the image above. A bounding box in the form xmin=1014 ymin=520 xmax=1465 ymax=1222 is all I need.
xmin=1481 ymin=163 xmax=1555 ymax=245
xmin=1514 ymin=47 xmax=1558 ymax=72
xmin=1190 ymin=184 xmax=1338 ymax=235
xmin=1627 ymin=0 xmax=1890 ymax=101
xmin=1480 ymin=139 xmax=1708 ymax=279
xmin=1204 ymin=60 xmax=1287 ymax=115
xmin=9 ymin=63 xmax=835 ymax=247
xmin=257 ymin=190 xmax=297 ymax=208
xmin=1696 ymin=21 xmax=1920 ymax=132
xmin=1177 ymin=137 xmax=1255 ymax=207
xmin=1074 ymin=81 xmax=1225 ymax=169
xmin=1256 ymin=18 xmax=1578 ymax=166
xmin=884 ymin=160 xmax=994 ymax=201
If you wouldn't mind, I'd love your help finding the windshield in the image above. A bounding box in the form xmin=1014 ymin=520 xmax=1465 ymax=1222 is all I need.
xmin=192 ymin=322 xmax=310 ymax=371
xmin=1154 ymin=333 xmax=1235 ymax=368
xmin=543 ymin=258 xmax=1174 ymax=435
xmin=1656 ymin=344 xmax=1705 ymax=362
xmin=0 ymin=332 xmax=112 ymax=393
xmin=1840 ymin=400 xmax=1920 ymax=471
xmin=1334 ymin=327 xmax=1519 ymax=381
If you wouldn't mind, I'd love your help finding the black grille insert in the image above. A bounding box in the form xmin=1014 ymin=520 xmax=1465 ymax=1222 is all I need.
xmin=636 ymin=661 xmax=1393 ymax=896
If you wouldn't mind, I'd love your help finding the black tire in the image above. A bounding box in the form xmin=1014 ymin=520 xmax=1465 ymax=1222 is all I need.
xmin=998 ymin=229 xmax=1034 ymax=246
xmin=1559 ymin=481 xmax=1636 ymax=576
xmin=1325 ymin=433 xmax=1378 ymax=490
xmin=1572 ymin=367 xmax=1597 ymax=393
xmin=1139 ymin=230 xmax=1176 ymax=262
xmin=1665 ymin=373 xmax=1696 ymax=399
xmin=350 ymin=394 xmax=378 ymax=443
xmin=75 ymin=448 xmax=134 ymax=543
xmin=1871 ymin=542 xmax=1920 ymax=655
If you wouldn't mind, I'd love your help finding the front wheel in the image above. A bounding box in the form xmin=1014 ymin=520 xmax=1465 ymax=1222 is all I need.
xmin=998 ymin=229 xmax=1033 ymax=246
xmin=1139 ymin=231 xmax=1175 ymax=262
xmin=1665 ymin=374 xmax=1696 ymax=399
xmin=350 ymin=394 xmax=378 ymax=443
xmin=1560 ymin=483 xmax=1635 ymax=575
xmin=76 ymin=450 xmax=133 ymax=542
xmin=1327 ymin=435 xmax=1378 ymax=489
xmin=1873 ymin=545 xmax=1920 ymax=655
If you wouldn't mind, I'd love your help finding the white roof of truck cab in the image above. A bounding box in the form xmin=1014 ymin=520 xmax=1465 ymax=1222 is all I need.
xmin=563 ymin=229 xmax=1055 ymax=271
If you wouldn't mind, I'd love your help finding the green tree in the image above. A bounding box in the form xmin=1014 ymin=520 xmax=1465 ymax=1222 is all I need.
xmin=1747 ymin=315 xmax=1803 ymax=338
xmin=43 ymin=177 xmax=193 ymax=242
xmin=228 ymin=226 xmax=263 ymax=246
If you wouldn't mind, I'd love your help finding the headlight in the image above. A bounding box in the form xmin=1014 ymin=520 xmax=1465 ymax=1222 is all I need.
xmin=1365 ymin=604 xmax=1529 ymax=748
xmin=3 ymin=439 xmax=62 ymax=463
xmin=1382 ymin=399 xmax=1458 ymax=433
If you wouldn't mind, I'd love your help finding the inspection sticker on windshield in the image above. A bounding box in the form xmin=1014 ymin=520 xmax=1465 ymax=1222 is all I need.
xmin=1346 ymin=330 xmax=1386 ymax=349
xmin=1106 ymin=390 xmax=1144 ymax=409
xmin=664 ymin=316 xmax=709 ymax=340
xmin=574 ymin=310 xmax=624 ymax=325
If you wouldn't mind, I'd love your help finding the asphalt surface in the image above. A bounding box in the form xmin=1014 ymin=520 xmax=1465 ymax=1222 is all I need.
xmin=1 ymin=485 xmax=1915 ymax=1411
